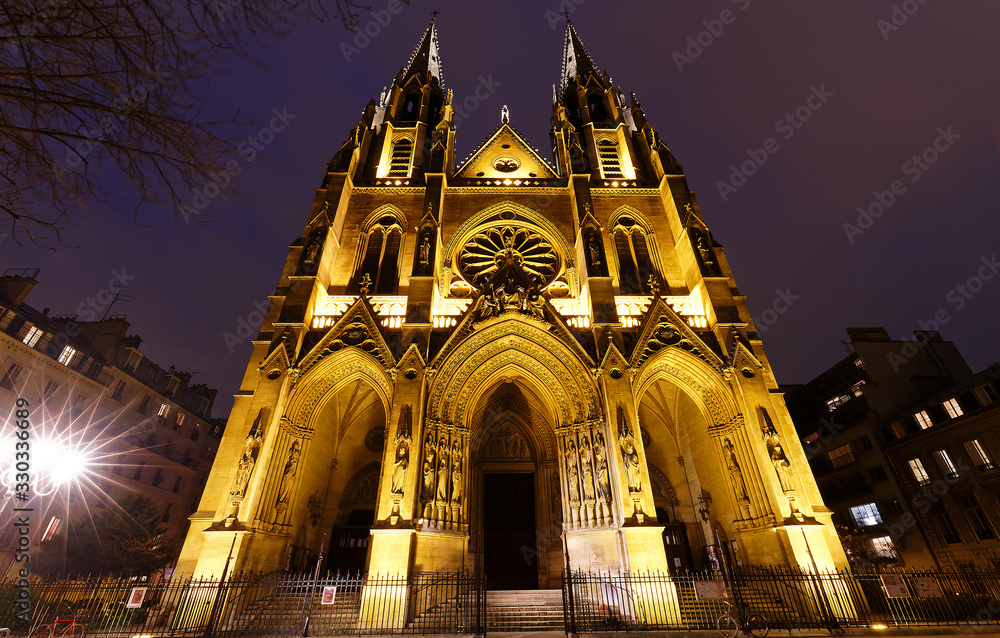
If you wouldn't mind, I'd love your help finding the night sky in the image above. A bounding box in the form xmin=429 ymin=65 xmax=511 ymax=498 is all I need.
xmin=6 ymin=1 xmax=1000 ymax=416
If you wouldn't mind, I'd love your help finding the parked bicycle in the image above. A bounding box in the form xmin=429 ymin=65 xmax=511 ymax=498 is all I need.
xmin=29 ymin=618 xmax=85 ymax=638
xmin=718 ymin=600 xmax=767 ymax=638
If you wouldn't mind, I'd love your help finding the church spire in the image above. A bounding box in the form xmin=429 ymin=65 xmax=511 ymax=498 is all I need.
xmin=560 ymin=19 xmax=599 ymax=92
xmin=402 ymin=15 xmax=443 ymax=86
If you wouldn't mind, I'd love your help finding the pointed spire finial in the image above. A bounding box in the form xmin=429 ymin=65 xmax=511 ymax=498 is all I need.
xmin=501 ymin=105 xmax=509 ymax=124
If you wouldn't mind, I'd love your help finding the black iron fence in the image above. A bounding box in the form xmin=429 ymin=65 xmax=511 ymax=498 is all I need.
xmin=0 ymin=571 xmax=485 ymax=637
xmin=563 ymin=565 xmax=1000 ymax=632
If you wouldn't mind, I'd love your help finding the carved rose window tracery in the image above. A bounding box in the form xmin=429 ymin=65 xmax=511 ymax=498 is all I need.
xmin=458 ymin=225 xmax=558 ymax=288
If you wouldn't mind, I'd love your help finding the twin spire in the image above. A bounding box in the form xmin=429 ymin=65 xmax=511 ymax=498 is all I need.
xmin=398 ymin=15 xmax=599 ymax=98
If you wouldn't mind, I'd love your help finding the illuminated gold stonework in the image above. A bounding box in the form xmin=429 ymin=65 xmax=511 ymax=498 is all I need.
xmin=176 ymin=20 xmax=849 ymax=602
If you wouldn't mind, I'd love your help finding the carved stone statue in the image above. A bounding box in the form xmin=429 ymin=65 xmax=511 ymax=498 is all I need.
xmin=724 ymin=438 xmax=750 ymax=501
xmin=421 ymin=434 xmax=436 ymax=500
xmin=587 ymin=234 xmax=602 ymax=266
xmin=276 ymin=440 xmax=301 ymax=505
xmin=566 ymin=440 xmax=581 ymax=503
xmin=419 ymin=235 xmax=431 ymax=270
xmin=231 ymin=411 xmax=264 ymax=499
xmin=618 ymin=407 xmax=642 ymax=493
xmin=390 ymin=408 xmax=412 ymax=495
xmin=359 ymin=273 xmax=372 ymax=295
xmin=594 ymin=432 xmax=611 ymax=501
xmin=450 ymin=441 xmax=463 ymax=504
xmin=771 ymin=444 xmax=793 ymax=492
xmin=436 ymin=437 xmax=451 ymax=502
xmin=580 ymin=436 xmax=596 ymax=501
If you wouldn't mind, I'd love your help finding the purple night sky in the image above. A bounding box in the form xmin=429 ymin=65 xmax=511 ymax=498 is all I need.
xmin=6 ymin=1 xmax=1000 ymax=415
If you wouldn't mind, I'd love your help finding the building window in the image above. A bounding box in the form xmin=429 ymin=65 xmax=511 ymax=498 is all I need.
xmin=849 ymin=502 xmax=883 ymax=527
xmin=828 ymin=444 xmax=856 ymax=469
xmin=166 ymin=378 xmax=179 ymax=397
xmin=869 ymin=465 xmax=888 ymax=482
xmin=597 ymin=138 xmax=624 ymax=178
xmin=133 ymin=461 xmax=145 ymax=481
xmin=57 ymin=345 xmax=78 ymax=366
xmin=914 ymin=410 xmax=933 ymax=429
xmin=43 ymin=380 xmax=59 ymax=398
xmin=0 ymin=309 xmax=11 ymax=329
xmin=870 ymin=536 xmax=897 ymax=559
xmin=612 ymin=216 xmax=658 ymax=295
xmin=355 ymin=215 xmax=403 ymax=295
xmin=386 ymin=137 xmax=414 ymax=177
xmin=943 ymin=397 xmax=964 ymax=418
xmin=71 ymin=394 xmax=87 ymax=417
xmin=125 ymin=351 xmax=141 ymax=372
xmin=908 ymin=458 xmax=931 ymax=486
xmin=156 ymin=403 xmax=170 ymax=423
xmin=161 ymin=503 xmax=172 ymax=523
xmin=137 ymin=394 xmax=150 ymax=414
xmin=22 ymin=325 xmax=43 ymax=347
xmin=884 ymin=499 xmax=904 ymax=515
xmin=173 ymin=476 xmax=182 ymax=493
xmin=933 ymin=449 xmax=961 ymax=479
xmin=854 ymin=359 xmax=865 ymax=371
xmin=111 ymin=380 xmax=126 ymax=401
xmin=174 ymin=412 xmax=185 ymax=429
xmin=191 ymin=429 xmax=200 ymax=442
xmin=855 ymin=435 xmax=873 ymax=452
xmin=197 ymin=397 xmax=210 ymax=417
xmin=963 ymin=496 xmax=996 ymax=541
xmin=965 ymin=440 xmax=994 ymax=471
xmin=0 ymin=362 xmax=24 ymax=391
xmin=932 ymin=503 xmax=961 ymax=544
xmin=981 ymin=384 xmax=999 ymax=404
xmin=889 ymin=421 xmax=906 ymax=439
xmin=151 ymin=468 xmax=164 ymax=487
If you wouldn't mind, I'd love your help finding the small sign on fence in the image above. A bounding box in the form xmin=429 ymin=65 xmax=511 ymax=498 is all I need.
xmin=694 ymin=580 xmax=728 ymax=600
xmin=321 ymin=586 xmax=338 ymax=605
xmin=880 ymin=574 xmax=910 ymax=598
xmin=913 ymin=577 xmax=943 ymax=598
xmin=126 ymin=587 xmax=147 ymax=608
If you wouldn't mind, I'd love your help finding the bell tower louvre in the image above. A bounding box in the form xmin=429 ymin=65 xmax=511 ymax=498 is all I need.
xmin=176 ymin=17 xmax=849 ymax=586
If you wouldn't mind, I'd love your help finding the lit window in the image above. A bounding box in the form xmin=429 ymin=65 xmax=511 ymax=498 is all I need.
xmin=354 ymin=215 xmax=403 ymax=295
xmin=0 ymin=362 xmax=24 ymax=391
xmin=964 ymin=440 xmax=994 ymax=471
xmin=597 ymin=138 xmax=624 ymax=178
xmin=849 ymin=502 xmax=883 ymax=527
xmin=914 ymin=410 xmax=933 ymax=429
xmin=175 ymin=412 xmax=185 ymax=427
xmin=828 ymin=444 xmax=856 ymax=469
xmin=908 ymin=458 xmax=931 ymax=485
xmin=933 ymin=450 xmax=960 ymax=479
xmin=826 ymin=393 xmax=852 ymax=411
xmin=943 ymin=398 xmax=963 ymax=418
xmin=850 ymin=380 xmax=866 ymax=397
xmin=870 ymin=536 xmax=897 ymax=559
xmin=854 ymin=359 xmax=865 ymax=371
xmin=156 ymin=403 xmax=170 ymax=422
xmin=22 ymin=325 xmax=43 ymax=347
xmin=57 ymin=345 xmax=78 ymax=366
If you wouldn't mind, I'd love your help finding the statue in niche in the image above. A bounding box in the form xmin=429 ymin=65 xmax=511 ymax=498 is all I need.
xmin=594 ymin=432 xmax=611 ymax=502
xmin=436 ymin=437 xmax=451 ymax=502
xmin=231 ymin=410 xmax=265 ymax=499
xmin=580 ymin=436 xmax=596 ymax=501
xmin=276 ymin=440 xmax=301 ymax=505
xmin=771 ymin=444 xmax=794 ymax=492
xmin=566 ymin=440 xmax=581 ymax=502
xmin=301 ymin=228 xmax=324 ymax=273
xmin=723 ymin=438 xmax=750 ymax=501
xmin=696 ymin=235 xmax=714 ymax=267
xmin=390 ymin=407 xmax=412 ymax=495
xmin=419 ymin=234 xmax=431 ymax=273
xmin=618 ymin=407 xmax=642 ymax=493
xmin=587 ymin=233 xmax=602 ymax=267
xmin=421 ymin=434 xmax=436 ymax=500
xmin=450 ymin=441 xmax=463 ymax=504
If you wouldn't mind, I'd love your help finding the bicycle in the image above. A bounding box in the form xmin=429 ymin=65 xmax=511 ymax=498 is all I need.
xmin=717 ymin=600 xmax=767 ymax=638
xmin=29 ymin=618 xmax=85 ymax=638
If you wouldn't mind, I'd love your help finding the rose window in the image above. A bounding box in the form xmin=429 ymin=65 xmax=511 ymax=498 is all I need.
xmin=458 ymin=226 xmax=558 ymax=287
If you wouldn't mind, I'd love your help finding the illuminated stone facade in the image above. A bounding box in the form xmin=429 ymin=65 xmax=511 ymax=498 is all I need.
xmin=177 ymin=20 xmax=848 ymax=585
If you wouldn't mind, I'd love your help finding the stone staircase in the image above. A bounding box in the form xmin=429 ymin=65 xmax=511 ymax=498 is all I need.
xmin=485 ymin=589 xmax=565 ymax=631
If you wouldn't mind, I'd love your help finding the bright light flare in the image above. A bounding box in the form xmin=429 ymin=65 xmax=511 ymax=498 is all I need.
xmin=34 ymin=437 xmax=92 ymax=489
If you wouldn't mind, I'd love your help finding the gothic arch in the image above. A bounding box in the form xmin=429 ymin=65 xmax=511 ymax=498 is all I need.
xmin=340 ymin=461 xmax=382 ymax=511
xmin=443 ymin=200 xmax=576 ymax=274
xmin=360 ymin=204 xmax=407 ymax=232
xmin=633 ymin=346 xmax=743 ymax=434
xmin=427 ymin=316 xmax=598 ymax=428
xmin=469 ymin=392 xmax=559 ymax=464
xmin=286 ymin=349 xmax=393 ymax=434
xmin=608 ymin=204 xmax=653 ymax=233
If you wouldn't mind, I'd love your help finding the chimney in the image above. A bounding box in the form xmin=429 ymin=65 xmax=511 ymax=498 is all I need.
xmin=0 ymin=269 xmax=40 ymax=306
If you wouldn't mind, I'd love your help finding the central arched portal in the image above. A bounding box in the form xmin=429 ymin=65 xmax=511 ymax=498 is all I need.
xmin=469 ymin=382 xmax=562 ymax=589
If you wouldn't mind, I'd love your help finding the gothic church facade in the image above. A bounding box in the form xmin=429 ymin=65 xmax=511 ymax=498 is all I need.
xmin=176 ymin=20 xmax=848 ymax=587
